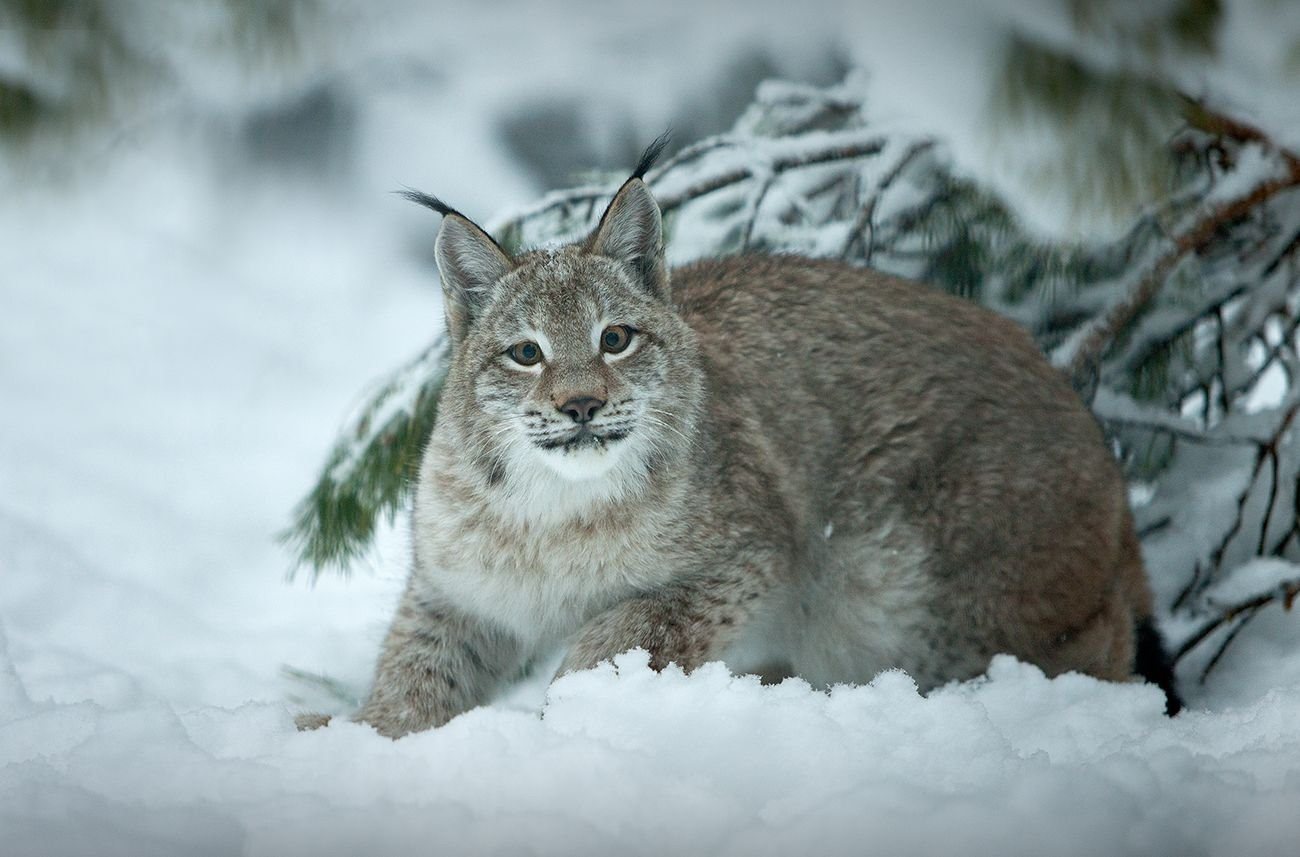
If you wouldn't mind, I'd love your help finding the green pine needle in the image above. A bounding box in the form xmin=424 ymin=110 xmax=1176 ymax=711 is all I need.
xmin=281 ymin=342 xmax=449 ymax=578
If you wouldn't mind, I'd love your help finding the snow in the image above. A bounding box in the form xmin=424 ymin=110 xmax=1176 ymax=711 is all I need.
xmin=4 ymin=1 xmax=1300 ymax=854
xmin=5 ymin=648 xmax=1300 ymax=857
xmin=1204 ymin=142 xmax=1289 ymax=206
xmin=1197 ymin=558 xmax=1300 ymax=607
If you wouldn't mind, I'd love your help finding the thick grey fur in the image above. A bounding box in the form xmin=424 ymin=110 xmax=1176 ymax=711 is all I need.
xmin=302 ymin=169 xmax=1159 ymax=737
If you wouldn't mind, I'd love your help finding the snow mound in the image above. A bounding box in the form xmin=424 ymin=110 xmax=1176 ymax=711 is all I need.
xmin=2 ymin=648 xmax=1298 ymax=857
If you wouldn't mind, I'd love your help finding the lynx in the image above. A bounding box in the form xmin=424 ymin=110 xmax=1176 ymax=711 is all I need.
xmin=308 ymin=141 xmax=1179 ymax=738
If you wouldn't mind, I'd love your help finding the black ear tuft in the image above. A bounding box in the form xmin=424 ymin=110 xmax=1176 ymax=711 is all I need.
xmin=587 ymin=175 xmax=668 ymax=301
xmin=398 ymin=186 xmax=515 ymax=344
xmin=396 ymin=188 xmax=460 ymax=218
xmin=398 ymin=186 xmax=513 ymax=259
xmin=631 ymin=130 xmax=671 ymax=181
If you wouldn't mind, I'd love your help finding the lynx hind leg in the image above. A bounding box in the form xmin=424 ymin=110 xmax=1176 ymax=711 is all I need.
xmin=1037 ymin=582 xmax=1136 ymax=683
xmin=1134 ymin=617 xmax=1183 ymax=715
xmin=1032 ymin=524 xmax=1182 ymax=715
xmin=1116 ymin=521 xmax=1183 ymax=715
xmin=1038 ymin=589 xmax=1182 ymax=715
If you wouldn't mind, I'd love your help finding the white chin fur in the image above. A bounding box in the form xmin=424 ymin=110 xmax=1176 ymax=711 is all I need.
xmin=536 ymin=440 xmax=627 ymax=481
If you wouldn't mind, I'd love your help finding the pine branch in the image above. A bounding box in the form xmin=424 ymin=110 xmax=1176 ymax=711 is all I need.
xmin=644 ymin=134 xmax=744 ymax=181
xmin=281 ymin=665 xmax=362 ymax=707
xmin=1269 ymin=472 xmax=1300 ymax=557
xmin=1112 ymin=279 xmax=1248 ymax=380
xmin=653 ymin=137 xmax=887 ymax=214
xmin=494 ymin=132 xmax=888 ymax=237
xmin=1054 ymin=107 xmax=1300 ymax=389
xmin=281 ymin=340 xmax=449 ymax=577
xmin=1180 ymin=98 xmax=1295 ymax=155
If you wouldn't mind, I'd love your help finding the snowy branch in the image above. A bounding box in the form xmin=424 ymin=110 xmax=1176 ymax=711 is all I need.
xmin=493 ymin=131 xmax=888 ymax=238
xmin=1173 ymin=576 xmax=1300 ymax=664
xmin=1054 ymin=107 xmax=1300 ymax=389
xmin=840 ymin=139 xmax=935 ymax=260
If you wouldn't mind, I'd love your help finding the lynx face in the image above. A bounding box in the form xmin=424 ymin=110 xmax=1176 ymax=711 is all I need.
xmin=462 ymin=249 xmax=699 ymax=484
xmin=426 ymin=175 xmax=703 ymax=500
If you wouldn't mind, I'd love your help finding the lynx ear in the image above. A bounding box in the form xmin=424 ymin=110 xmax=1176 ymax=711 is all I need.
xmin=401 ymin=189 xmax=513 ymax=343
xmin=587 ymin=177 xmax=668 ymax=301
xmin=433 ymin=212 xmax=513 ymax=343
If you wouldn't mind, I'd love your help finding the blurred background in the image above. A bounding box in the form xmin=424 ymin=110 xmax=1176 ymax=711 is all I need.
xmin=2 ymin=0 xmax=1300 ymax=714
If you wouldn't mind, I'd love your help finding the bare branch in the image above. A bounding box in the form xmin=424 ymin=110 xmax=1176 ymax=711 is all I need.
xmin=1174 ymin=576 xmax=1300 ymax=663
xmin=1197 ymin=609 xmax=1259 ymax=684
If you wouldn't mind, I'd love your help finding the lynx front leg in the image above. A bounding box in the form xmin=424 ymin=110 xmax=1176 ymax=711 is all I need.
xmin=353 ymin=584 xmax=521 ymax=738
xmin=559 ymin=566 xmax=777 ymax=676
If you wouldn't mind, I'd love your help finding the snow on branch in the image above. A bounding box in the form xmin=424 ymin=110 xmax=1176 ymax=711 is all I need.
xmin=1053 ymin=105 xmax=1300 ymax=390
xmin=491 ymin=129 xmax=891 ymax=249
xmin=1170 ymin=561 xmax=1300 ymax=683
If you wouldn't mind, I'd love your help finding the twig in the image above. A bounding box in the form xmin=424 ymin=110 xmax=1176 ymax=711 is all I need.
xmin=1200 ymin=407 xmax=1299 ymax=591
xmin=1173 ymin=560 xmax=1205 ymax=612
xmin=1261 ymin=228 xmax=1300 ymax=278
xmin=654 ymin=137 xmax=887 ymax=215
xmin=1258 ymin=445 xmax=1284 ymax=556
xmin=1137 ymin=515 xmax=1172 ymax=539
xmin=1114 ymin=280 xmax=1248 ymax=379
xmin=1101 ymin=414 xmax=1255 ymax=446
xmin=1197 ymin=609 xmax=1258 ymax=683
xmin=1056 ymin=108 xmax=1300 ymax=386
xmin=1174 ymin=576 xmax=1300 ymax=663
xmin=1170 ymin=306 xmax=1299 ymax=413
xmin=1269 ymin=471 xmax=1300 ymax=556
xmin=493 ymin=133 xmax=888 ymax=236
xmin=739 ymin=170 xmax=778 ymax=250
xmin=1091 ymin=388 xmax=1279 ymax=446
xmin=1233 ymin=314 xmax=1300 ymax=402
xmin=645 ymin=134 xmax=741 ymax=181
xmin=1255 ymin=406 xmax=1298 ymax=555
xmin=1182 ymin=97 xmax=1300 ymax=166
xmin=840 ymin=139 xmax=935 ymax=260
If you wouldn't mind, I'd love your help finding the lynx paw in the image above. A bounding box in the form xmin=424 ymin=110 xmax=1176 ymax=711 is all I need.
xmin=294 ymin=712 xmax=333 ymax=731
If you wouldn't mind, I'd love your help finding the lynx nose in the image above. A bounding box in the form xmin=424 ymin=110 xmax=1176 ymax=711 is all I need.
xmin=557 ymin=396 xmax=605 ymax=424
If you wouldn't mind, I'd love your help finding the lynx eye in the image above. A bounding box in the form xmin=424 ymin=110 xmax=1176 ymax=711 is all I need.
xmin=507 ymin=341 xmax=543 ymax=366
xmin=600 ymin=325 xmax=634 ymax=354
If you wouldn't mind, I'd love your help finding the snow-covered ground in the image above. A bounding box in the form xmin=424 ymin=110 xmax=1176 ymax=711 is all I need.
xmin=6 ymin=649 xmax=1300 ymax=857
xmin=3 ymin=2 xmax=1300 ymax=855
